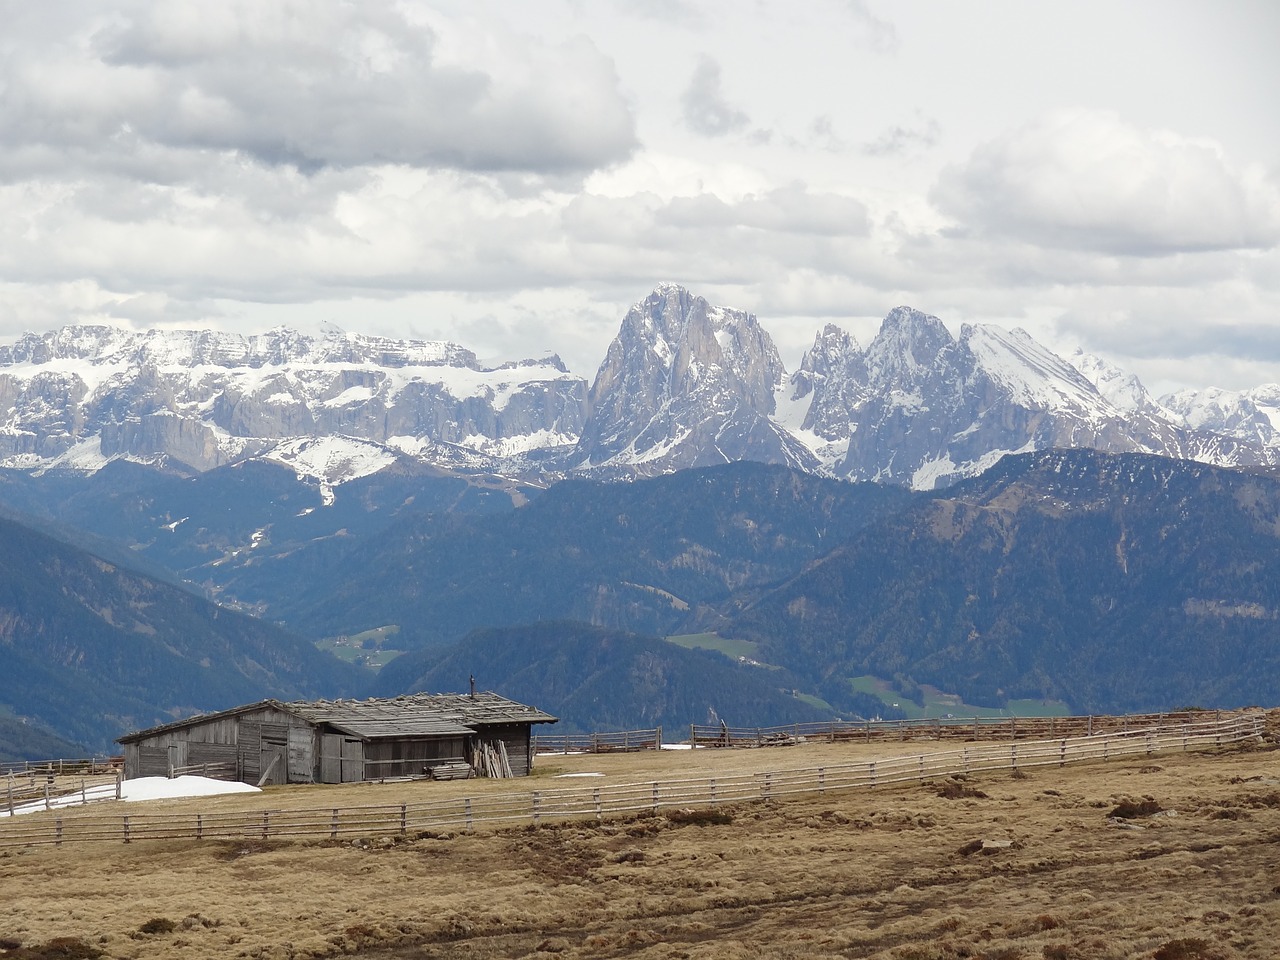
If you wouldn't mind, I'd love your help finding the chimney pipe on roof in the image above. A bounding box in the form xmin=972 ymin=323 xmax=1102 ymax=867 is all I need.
xmin=470 ymin=674 xmax=476 ymax=699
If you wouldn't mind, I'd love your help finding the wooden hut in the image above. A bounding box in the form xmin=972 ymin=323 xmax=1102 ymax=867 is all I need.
xmin=116 ymin=692 xmax=557 ymax=784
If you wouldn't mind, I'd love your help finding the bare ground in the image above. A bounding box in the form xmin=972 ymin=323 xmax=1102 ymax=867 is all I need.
xmin=3 ymin=727 xmax=1279 ymax=960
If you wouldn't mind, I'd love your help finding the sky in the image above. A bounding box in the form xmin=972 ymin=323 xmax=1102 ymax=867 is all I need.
xmin=2 ymin=0 xmax=1278 ymax=396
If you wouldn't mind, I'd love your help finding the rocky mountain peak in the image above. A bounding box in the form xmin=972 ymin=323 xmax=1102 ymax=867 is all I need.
xmin=573 ymin=284 xmax=809 ymax=473
xmin=865 ymin=306 xmax=957 ymax=386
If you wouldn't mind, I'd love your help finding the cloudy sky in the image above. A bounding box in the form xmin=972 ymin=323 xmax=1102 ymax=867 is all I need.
xmin=2 ymin=0 xmax=1278 ymax=394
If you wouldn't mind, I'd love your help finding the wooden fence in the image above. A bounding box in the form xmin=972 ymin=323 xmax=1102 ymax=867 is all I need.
xmin=0 ymin=712 xmax=1263 ymax=849
xmin=534 ymin=710 xmax=1242 ymax=754
xmin=534 ymin=728 xmax=663 ymax=754
xmin=0 ymin=757 xmax=122 ymax=778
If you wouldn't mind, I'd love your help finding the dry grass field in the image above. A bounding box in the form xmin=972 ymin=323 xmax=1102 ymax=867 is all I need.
xmin=3 ymin=714 xmax=1279 ymax=960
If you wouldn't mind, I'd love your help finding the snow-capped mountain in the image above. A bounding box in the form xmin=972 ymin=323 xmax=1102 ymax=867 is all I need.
xmin=0 ymin=326 xmax=586 ymax=480
xmin=2 ymin=284 xmax=1278 ymax=492
xmin=1158 ymin=384 xmax=1280 ymax=451
xmin=778 ymin=307 xmax=1279 ymax=488
xmin=571 ymin=283 xmax=817 ymax=474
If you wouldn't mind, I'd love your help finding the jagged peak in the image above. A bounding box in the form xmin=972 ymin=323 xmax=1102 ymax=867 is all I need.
xmin=1068 ymin=348 xmax=1158 ymax=415
xmin=866 ymin=306 xmax=955 ymax=379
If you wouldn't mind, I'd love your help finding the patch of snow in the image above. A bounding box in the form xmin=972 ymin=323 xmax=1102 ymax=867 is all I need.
xmin=0 ymin=775 xmax=260 ymax=818
xmin=264 ymin=436 xmax=399 ymax=486
xmin=458 ymin=429 xmax=579 ymax=458
xmin=38 ymin=438 xmax=112 ymax=475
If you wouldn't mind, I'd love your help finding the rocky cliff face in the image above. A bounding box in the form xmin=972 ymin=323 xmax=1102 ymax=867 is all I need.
xmin=571 ymin=283 xmax=817 ymax=474
xmin=0 ymin=326 xmax=587 ymax=476
xmin=2 ymin=287 xmax=1278 ymax=491
xmin=779 ymin=308 xmax=1279 ymax=489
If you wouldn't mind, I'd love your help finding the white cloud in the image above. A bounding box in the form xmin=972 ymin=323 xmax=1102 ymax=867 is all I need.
xmin=931 ymin=109 xmax=1280 ymax=256
xmin=0 ymin=1 xmax=637 ymax=181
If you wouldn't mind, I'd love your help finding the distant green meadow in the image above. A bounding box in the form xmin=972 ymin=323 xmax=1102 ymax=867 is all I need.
xmin=848 ymin=675 xmax=1070 ymax=719
xmin=664 ymin=633 xmax=763 ymax=661
xmin=316 ymin=625 xmax=404 ymax=670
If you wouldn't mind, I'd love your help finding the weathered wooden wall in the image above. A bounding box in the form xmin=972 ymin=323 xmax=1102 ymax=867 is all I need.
xmin=477 ymin=724 xmax=534 ymax=777
xmin=363 ymin=736 xmax=468 ymax=780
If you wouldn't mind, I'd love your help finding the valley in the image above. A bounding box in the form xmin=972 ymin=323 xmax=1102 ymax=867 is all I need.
xmin=3 ymin=287 xmax=1280 ymax=758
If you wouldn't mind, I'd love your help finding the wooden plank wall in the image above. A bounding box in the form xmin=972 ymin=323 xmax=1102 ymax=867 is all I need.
xmin=478 ymin=724 xmax=533 ymax=777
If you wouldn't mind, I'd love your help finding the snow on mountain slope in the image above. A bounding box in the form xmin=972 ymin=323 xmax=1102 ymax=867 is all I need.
xmin=2 ymin=290 xmax=1278 ymax=492
xmin=1159 ymin=384 xmax=1280 ymax=450
xmin=962 ymin=324 xmax=1110 ymax=417
xmin=0 ymin=325 xmax=587 ymax=476
xmin=1068 ymin=349 xmax=1162 ymax=415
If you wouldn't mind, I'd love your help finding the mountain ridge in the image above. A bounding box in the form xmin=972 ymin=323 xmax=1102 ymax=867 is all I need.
xmin=2 ymin=285 xmax=1278 ymax=492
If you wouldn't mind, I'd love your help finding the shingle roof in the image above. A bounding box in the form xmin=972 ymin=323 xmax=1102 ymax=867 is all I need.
xmin=288 ymin=692 xmax=558 ymax=729
xmin=117 ymin=691 xmax=556 ymax=744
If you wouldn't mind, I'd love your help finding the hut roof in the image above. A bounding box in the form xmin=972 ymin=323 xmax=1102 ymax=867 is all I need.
xmin=117 ymin=691 xmax=557 ymax=744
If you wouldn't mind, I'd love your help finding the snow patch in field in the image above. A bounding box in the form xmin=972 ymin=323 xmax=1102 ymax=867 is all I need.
xmin=0 ymin=775 xmax=260 ymax=818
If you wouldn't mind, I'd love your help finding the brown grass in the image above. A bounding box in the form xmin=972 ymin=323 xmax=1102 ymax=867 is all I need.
xmin=2 ymin=731 xmax=1279 ymax=959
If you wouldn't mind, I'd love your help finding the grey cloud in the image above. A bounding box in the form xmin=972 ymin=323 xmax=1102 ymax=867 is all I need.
xmin=681 ymin=55 xmax=749 ymax=137
xmin=657 ymin=185 xmax=871 ymax=237
xmin=862 ymin=116 xmax=940 ymax=157
xmin=930 ymin=109 xmax=1280 ymax=257
xmin=0 ymin=1 xmax=637 ymax=180
xmin=1055 ymin=309 xmax=1280 ymax=364
xmin=845 ymin=1 xmax=899 ymax=54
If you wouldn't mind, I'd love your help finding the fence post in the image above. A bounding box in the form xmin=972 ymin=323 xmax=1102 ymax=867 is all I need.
xmin=115 ymin=770 xmax=122 ymax=800
xmin=690 ymin=724 xmax=696 ymax=748
xmin=466 ymin=797 xmax=474 ymax=832
xmin=44 ymin=780 xmax=50 ymax=811
xmin=533 ymin=792 xmax=541 ymax=824
xmin=652 ymin=782 xmax=659 ymax=813
xmin=870 ymin=761 xmax=877 ymax=788
xmin=963 ymin=747 xmax=970 ymax=775
xmin=262 ymin=811 xmax=269 ymax=840
xmin=81 ymin=779 xmax=86 ymax=806
xmin=6 ymin=773 xmax=12 ymax=816
xmin=400 ymin=804 xmax=407 ymax=836
xmin=918 ymin=755 xmax=925 ymax=782
xmin=1010 ymin=743 xmax=1017 ymax=771
xmin=656 ymin=726 xmax=662 ymax=750
xmin=123 ymin=816 xmax=130 ymax=844
xmin=593 ymin=788 xmax=601 ymax=820
xmin=197 ymin=813 xmax=203 ymax=840
xmin=763 ymin=773 xmax=772 ymax=799
xmin=331 ymin=808 xmax=339 ymax=839
xmin=1088 ymin=715 xmax=1093 ymax=737
xmin=1059 ymin=740 xmax=1066 ymax=767
xmin=55 ymin=818 xmax=63 ymax=847
xmin=710 ymin=778 xmax=717 ymax=804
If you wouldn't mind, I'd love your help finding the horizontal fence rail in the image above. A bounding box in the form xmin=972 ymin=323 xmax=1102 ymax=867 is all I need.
xmin=533 ymin=710 xmax=1241 ymax=754
xmin=684 ymin=709 xmax=1241 ymax=748
xmin=0 ymin=712 xmax=1264 ymax=849
xmin=0 ymin=757 xmax=122 ymax=778
xmin=534 ymin=728 xmax=663 ymax=754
